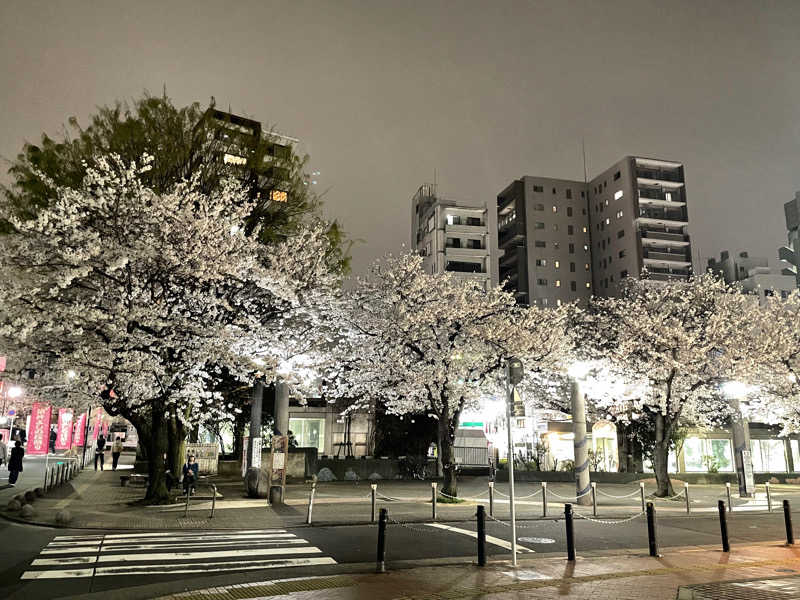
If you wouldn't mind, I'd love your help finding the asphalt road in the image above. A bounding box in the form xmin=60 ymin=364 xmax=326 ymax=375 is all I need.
xmin=0 ymin=453 xmax=80 ymax=504
xmin=0 ymin=508 xmax=796 ymax=599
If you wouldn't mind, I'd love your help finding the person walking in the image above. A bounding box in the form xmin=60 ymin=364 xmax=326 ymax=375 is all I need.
xmin=94 ymin=434 xmax=107 ymax=471
xmin=0 ymin=438 xmax=7 ymax=472
xmin=8 ymin=440 xmax=24 ymax=485
xmin=111 ymin=436 xmax=123 ymax=470
xmin=49 ymin=428 xmax=57 ymax=454
xmin=182 ymin=455 xmax=199 ymax=496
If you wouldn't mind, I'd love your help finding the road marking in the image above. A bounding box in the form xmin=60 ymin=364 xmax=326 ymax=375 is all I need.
xmin=97 ymin=545 xmax=323 ymax=563
xmin=96 ymin=539 xmax=309 ymax=552
xmin=99 ymin=533 xmax=296 ymax=545
xmin=425 ymin=523 xmax=534 ymax=553
xmin=101 ymin=529 xmax=286 ymax=540
xmin=32 ymin=556 xmax=96 ymax=566
xmin=41 ymin=546 xmax=101 ymax=555
xmin=21 ymin=568 xmax=95 ymax=580
xmin=94 ymin=556 xmax=338 ymax=576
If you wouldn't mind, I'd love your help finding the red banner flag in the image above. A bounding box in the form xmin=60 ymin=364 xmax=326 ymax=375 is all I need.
xmin=55 ymin=409 xmax=73 ymax=450
xmin=91 ymin=408 xmax=103 ymax=441
xmin=73 ymin=412 xmax=87 ymax=447
xmin=26 ymin=402 xmax=52 ymax=455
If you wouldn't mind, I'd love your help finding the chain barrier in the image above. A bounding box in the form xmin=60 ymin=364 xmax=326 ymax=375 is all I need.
xmin=546 ymin=487 xmax=593 ymax=501
xmin=651 ymin=489 xmax=686 ymax=502
xmin=573 ymin=509 xmax=647 ymax=525
xmin=596 ymin=488 xmax=645 ymax=500
xmin=492 ymin=488 xmax=543 ymax=499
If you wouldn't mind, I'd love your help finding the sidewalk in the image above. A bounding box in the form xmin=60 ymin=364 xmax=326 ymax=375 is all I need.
xmin=6 ymin=456 xmax=800 ymax=530
xmin=146 ymin=541 xmax=800 ymax=599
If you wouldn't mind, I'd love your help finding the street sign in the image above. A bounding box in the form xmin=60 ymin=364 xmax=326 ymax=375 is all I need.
xmin=7 ymin=409 xmax=15 ymax=416
xmin=741 ymin=449 xmax=755 ymax=495
xmin=506 ymin=357 xmax=524 ymax=385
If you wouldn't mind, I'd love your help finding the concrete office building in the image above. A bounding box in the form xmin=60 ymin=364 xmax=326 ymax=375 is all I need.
xmin=779 ymin=191 xmax=800 ymax=289
xmin=708 ymin=250 xmax=795 ymax=302
xmin=497 ymin=156 xmax=692 ymax=306
xmin=411 ymin=183 xmax=499 ymax=290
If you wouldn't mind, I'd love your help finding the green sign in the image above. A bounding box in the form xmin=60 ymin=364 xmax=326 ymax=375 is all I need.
xmin=460 ymin=422 xmax=484 ymax=428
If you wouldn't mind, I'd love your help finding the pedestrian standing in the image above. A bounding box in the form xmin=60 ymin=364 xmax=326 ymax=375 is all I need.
xmin=49 ymin=428 xmax=56 ymax=454
xmin=111 ymin=436 xmax=123 ymax=470
xmin=182 ymin=455 xmax=199 ymax=495
xmin=94 ymin=434 xmax=106 ymax=471
xmin=8 ymin=440 xmax=24 ymax=485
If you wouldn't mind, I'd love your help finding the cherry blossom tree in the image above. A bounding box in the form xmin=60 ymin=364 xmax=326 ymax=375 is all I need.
xmin=0 ymin=155 xmax=339 ymax=503
xmin=323 ymin=254 xmax=570 ymax=496
xmin=573 ymin=273 xmax=763 ymax=496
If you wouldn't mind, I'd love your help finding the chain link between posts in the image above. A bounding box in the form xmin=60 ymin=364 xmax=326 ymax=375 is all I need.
xmin=596 ymin=488 xmax=646 ymax=499
xmin=492 ymin=488 xmax=542 ymax=499
xmin=572 ymin=509 xmax=647 ymax=525
xmin=651 ymin=488 xmax=686 ymax=502
xmin=546 ymin=487 xmax=593 ymax=501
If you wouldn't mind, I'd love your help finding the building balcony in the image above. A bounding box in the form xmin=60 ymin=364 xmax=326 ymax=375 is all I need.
xmin=448 ymin=270 xmax=490 ymax=280
xmin=638 ymin=196 xmax=686 ymax=208
xmin=637 ymin=216 xmax=689 ymax=228
xmin=646 ymin=270 xmax=691 ymax=282
xmin=498 ymin=222 xmax=526 ymax=246
xmin=643 ymin=256 xmax=692 ymax=269
xmin=497 ymin=194 xmax=516 ymax=215
xmin=643 ymin=249 xmax=690 ymax=263
xmin=446 ymin=223 xmax=486 ymax=235
xmin=640 ymin=230 xmax=690 ymax=243
xmin=445 ymin=247 xmax=488 ymax=258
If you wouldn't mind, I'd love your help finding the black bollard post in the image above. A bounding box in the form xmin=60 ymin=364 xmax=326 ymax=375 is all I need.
xmin=646 ymin=502 xmax=659 ymax=557
xmin=565 ymin=503 xmax=575 ymax=561
xmin=718 ymin=500 xmax=730 ymax=552
xmin=377 ymin=507 xmax=388 ymax=573
xmin=477 ymin=505 xmax=487 ymax=567
xmin=784 ymin=499 xmax=794 ymax=545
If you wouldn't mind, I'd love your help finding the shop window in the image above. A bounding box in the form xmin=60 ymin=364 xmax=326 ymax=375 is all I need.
xmin=683 ymin=437 xmax=733 ymax=472
xmin=751 ymin=439 xmax=788 ymax=472
xmin=289 ymin=418 xmax=325 ymax=452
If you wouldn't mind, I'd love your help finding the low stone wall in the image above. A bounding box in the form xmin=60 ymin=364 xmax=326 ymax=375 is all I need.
xmin=496 ymin=470 xmax=800 ymax=485
xmin=316 ymin=457 xmax=403 ymax=481
xmin=260 ymin=447 xmax=318 ymax=481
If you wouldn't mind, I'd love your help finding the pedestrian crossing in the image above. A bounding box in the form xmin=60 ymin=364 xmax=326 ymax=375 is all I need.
xmin=21 ymin=529 xmax=337 ymax=580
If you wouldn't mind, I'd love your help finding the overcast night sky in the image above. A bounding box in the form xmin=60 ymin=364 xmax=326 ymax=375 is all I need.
xmin=1 ymin=0 xmax=799 ymax=277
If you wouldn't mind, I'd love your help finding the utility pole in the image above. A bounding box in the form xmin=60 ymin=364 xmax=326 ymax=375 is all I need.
xmin=505 ymin=357 xmax=524 ymax=567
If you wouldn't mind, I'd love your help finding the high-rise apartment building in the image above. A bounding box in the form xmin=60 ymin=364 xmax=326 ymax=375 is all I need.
xmin=497 ymin=156 xmax=692 ymax=306
xmin=411 ymin=184 xmax=499 ymax=290
xmin=779 ymin=191 xmax=800 ymax=289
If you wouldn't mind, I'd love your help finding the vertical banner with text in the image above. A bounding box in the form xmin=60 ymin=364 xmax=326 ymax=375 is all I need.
xmin=26 ymin=402 xmax=52 ymax=455
xmin=55 ymin=409 xmax=73 ymax=450
xmin=91 ymin=408 xmax=103 ymax=441
xmin=73 ymin=412 xmax=88 ymax=447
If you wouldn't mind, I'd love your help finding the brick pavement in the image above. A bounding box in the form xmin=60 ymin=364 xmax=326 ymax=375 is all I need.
xmin=154 ymin=543 xmax=800 ymax=600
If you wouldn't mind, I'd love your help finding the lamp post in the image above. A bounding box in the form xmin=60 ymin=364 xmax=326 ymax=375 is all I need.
xmin=505 ymin=356 xmax=523 ymax=567
xmin=723 ymin=382 xmax=754 ymax=498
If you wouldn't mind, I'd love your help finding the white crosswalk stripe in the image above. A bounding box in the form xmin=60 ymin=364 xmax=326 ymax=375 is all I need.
xmin=21 ymin=530 xmax=337 ymax=580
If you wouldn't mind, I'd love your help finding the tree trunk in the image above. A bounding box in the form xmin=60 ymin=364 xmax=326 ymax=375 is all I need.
xmin=653 ymin=413 xmax=674 ymax=497
xmin=438 ymin=418 xmax=458 ymax=497
xmin=144 ymin=406 xmax=170 ymax=504
xmin=166 ymin=414 xmax=188 ymax=482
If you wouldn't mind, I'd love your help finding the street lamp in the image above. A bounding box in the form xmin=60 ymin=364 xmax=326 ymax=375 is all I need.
xmin=7 ymin=386 xmax=22 ymax=399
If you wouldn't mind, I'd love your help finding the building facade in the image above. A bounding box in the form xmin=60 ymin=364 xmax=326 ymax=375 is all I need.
xmin=779 ymin=191 xmax=800 ymax=288
xmin=411 ymin=183 xmax=499 ymax=290
xmin=497 ymin=156 xmax=692 ymax=306
xmin=707 ymin=250 xmax=795 ymax=302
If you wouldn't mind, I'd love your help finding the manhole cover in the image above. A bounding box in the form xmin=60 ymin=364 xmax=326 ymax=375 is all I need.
xmin=519 ymin=537 xmax=556 ymax=544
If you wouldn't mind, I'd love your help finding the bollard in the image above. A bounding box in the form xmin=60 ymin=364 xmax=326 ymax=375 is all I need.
xmin=432 ymin=482 xmax=438 ymax=521
xmin=784 ymin=499 xmax=794 ymax=545
xmin=210 ymin=484 xmax=217 ymax=519
xmin=726 ymin=482 xmax=733 ymax=513
xmin=684 ymin=482 xmax=690 ymax=514
xmin=488 ymin=482 xmax=494 ymax=517
xmin=646 ymin=502 xmax=659 ymax=557
xmin=371 ymin=483 xmax=377 ymax=523
xmin=476 ymin=505 xmax=487 ymax=567
xmin=184 ymin=488 xmax=191 ymax=518
xmin=542 ymin=481 xmax=548 ymax=517
xmin=565 ymin=503 xmax=575 ymax=561
xmin=766 ymin=482 xmax=772 ymax=513
xmin=376 ymin=507 xmax=388 ymax=573
xmin=718 ymin=500 xmax=730 ymax=552
xmin=43 ymin=467 xmax=49 ymax=492
xmin=640 ymin=482 xmax=646 ymax=512
xmin=306 ymin=482 xmax=316 ymax=525
xmin=591 ymin=482 xmax=597 ymax=517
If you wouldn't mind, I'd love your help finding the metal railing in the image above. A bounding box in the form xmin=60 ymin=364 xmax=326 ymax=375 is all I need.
xmin=182 ymin=479 xmax=218 ymax=519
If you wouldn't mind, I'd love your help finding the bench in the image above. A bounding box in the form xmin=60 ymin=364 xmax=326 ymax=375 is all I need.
xmin=120 ymin=473 xmax=149 ymax=487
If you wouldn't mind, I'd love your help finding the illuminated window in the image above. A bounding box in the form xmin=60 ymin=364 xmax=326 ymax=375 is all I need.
xmin=535 ymin=259 xmax=547 ymax=267
xmin=223 ymin=153 xmax=247 ymax=166
xmin=554 ymin=260 xmax=560 ymax=269
xmin=585 ymin=282 xmax=591 ymax=288
xmin=583 ymin=244 xmax=589 ymax=252
xmin=552 ymin=205 xmax=558 ymax=213
xmin=585 ymin=263 xmax=590 ymax=270
xmin=555 ymin=280 xmax=561 ymax=287
xmin=614 ymin=190 xmax=623 ymax=200
xmin=616 ymin=210 xmax=623 ymax=219
xmin=582 ymin=226 xmax=588 ymax=233
xmin=269 ymin=190 xmax=288 ymax=203
xmin=556 ymin=299 xmax=563 ymax=306
xmin=605 ymin=218 xmax=610 ymax=225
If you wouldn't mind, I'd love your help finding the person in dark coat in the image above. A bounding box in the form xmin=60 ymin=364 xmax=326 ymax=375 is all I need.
xmin=182 ymin=455 xmax=199 ymax=495
xmin=94 ymin=434 xmax=106 ymax=471
xmin=8 ymin=440 xmax=24 ymax=485
xmin=49 ymin=428 xmax=57 ymax=454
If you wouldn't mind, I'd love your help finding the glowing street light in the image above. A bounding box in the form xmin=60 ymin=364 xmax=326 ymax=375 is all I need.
xmin=66 ymin=370 xmax=77 ymax=379
xmin=7 ymin=386 xmax=23 ymax=399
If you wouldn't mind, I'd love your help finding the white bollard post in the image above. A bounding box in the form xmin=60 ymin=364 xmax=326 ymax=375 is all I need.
xmin=431 ymin=482 xmax=437 ymax=521
xmin=726 ymin=481 xmax=733 ymax=513
xmin=767 ymin=481 xmax=773 ymax=513
xmin=542 ymin=481 xmax=548 ymax=517
xmin=640 ymin=482 xmax=646 ymax=512
xmin=685 ymin=482 xmax=690 ymax=514
xmin=591 ymin=481 xmax=597 ymax=516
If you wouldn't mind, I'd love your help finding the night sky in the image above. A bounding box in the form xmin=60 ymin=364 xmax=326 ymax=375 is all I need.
xmin=2 ymin=0 xmax=799 ymax=277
